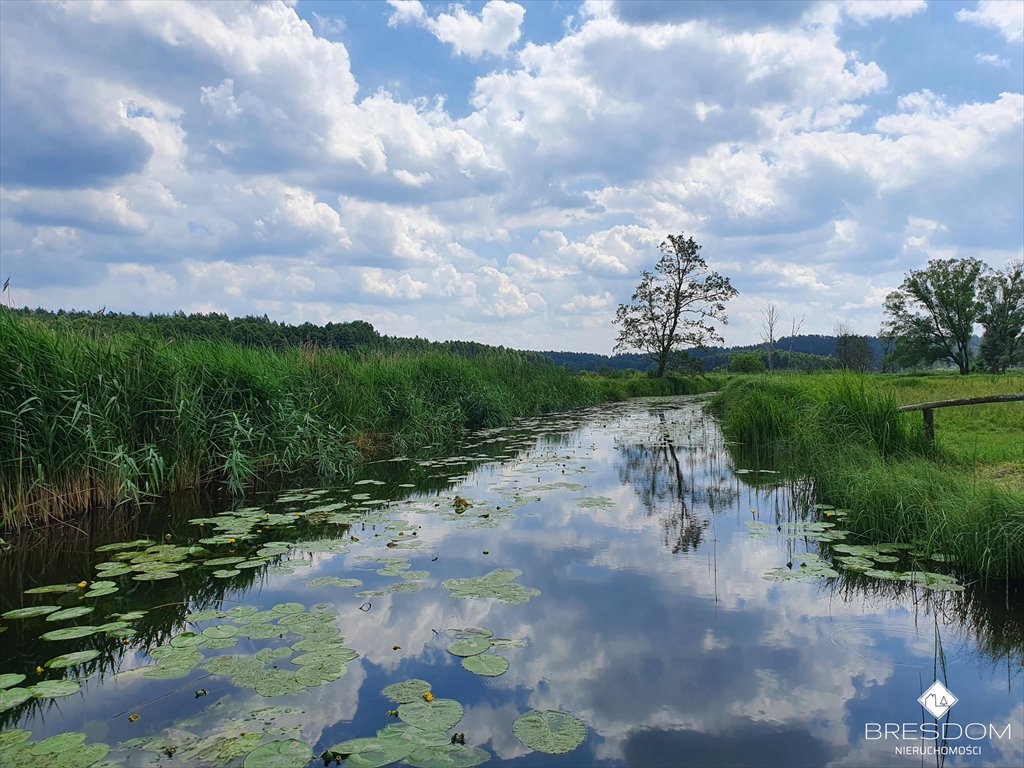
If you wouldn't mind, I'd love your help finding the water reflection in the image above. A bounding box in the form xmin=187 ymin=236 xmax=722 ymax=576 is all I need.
xmin=0 ymin=397 xmax=1020 ymax=767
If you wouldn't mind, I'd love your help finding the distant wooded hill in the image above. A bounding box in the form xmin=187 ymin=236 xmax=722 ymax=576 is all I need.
xmin=540 ymin=335 xmax=886 ymax=373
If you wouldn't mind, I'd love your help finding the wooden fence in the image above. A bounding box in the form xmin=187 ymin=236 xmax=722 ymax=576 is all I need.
xmin=898 ymin=393 xmax=1024 ymax=442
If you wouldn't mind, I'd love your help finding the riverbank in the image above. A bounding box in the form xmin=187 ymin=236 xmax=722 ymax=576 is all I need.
xmin=709 ymin=373 xmax=1024 ymax=579
xmin=0 ymin=311 xmax=720 ymax=528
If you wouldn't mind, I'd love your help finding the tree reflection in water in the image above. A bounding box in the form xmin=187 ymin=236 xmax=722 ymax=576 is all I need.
xmin=616 ymin=409 xmax=736 ymax=554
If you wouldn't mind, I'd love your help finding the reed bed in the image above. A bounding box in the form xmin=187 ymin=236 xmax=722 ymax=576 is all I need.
xmin=0 ymin=311 xmax=716 ymax=527
xmin=709 ymin=374 xmax=1024 ymax=579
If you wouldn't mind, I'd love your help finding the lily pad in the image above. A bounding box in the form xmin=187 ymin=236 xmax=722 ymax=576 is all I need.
xmin=446 ymin=636 xmax=491 ymax=658
xmin=255 ymin=670 xmax=306 ymax=697
xmin=0 ymin=673 xmax=27 ymax=689
xmin=0 ymin=687 xmax=32 ymax=711
xmin=202 ymin=625 xmax=239 ymax=639
xmin=59 ymin=742 xmax=110 ymax=768
xmin=512 ymin=710 xmax=586 ymax=754
xmin=404 ymin=744 xmax=491 ymax=768
xmin=327 ymin=737 xmax=414 ymax=768
xmin=382 ymin=679 xmax=432 ymax=704
xmin=95 ymin=539 xmax=155 ymax=552
xmin=24 ymin=584 xmax=79 ymax=595
xmin=45 ymin=606 xmax=95 ymax=622
xmin=30 ymin=732 xmax=87 ymax=756
xmin=0 ymin=729 xmax=31 ymax=750
xmin=2 ymin=605 xmax=60 ymax=619
xmin=40 ymin=625 xmax=100 ymax=641
xmin=243 ymin=739 xmax=312 ymax=768
xmin=28 ymin=679 xmax=81 ymax=698
xmin=461 ymin=654 xmax=508 ymax=677
xmin=45 ymin=650 xmax=102 ymax=669
xmin=398 ymin=699 xmax=464 ymax=731
xmin=212 ymin=569 xmax=241 ymax=579
xmin=308 ymin=577 xmax=363 ymax=588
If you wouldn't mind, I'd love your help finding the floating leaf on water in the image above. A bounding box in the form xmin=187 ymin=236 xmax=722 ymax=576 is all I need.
xmin=24 ymin=584 xmax=79 ymax=595
xmin=45 ymin=650 xmax=101 ymax=669
xmin=0 ymin=729 xmax=31 ymax=750
xmin=837 ymin=556 xmax=875 ymax=572
xmin=170 ymin=632 xmax=205 ymax=648
xmin=236 ymin=560 xmax=268 ymax=570
xmin=398 ymin=699 xmax=464 ymax=731
xmin=2 ymin=605 xmax=60 ymax=619
xmin=257 ymin=647 xmax=295 ymax=664
xmin=489 ymin=637 xmax=528 ymax=649
xmin=29 ymin=732 xmax=87 ymax=756
xmin=399 ymin=571 xmax=430 ymax=581
xmin=270 ymin=603 xmax=305 ymax=616
xmin=0 ymin=673 xmax=27 ymax=689
xmin=863 ymin=569 xmax=905 ymax=581
xmin=202 ymin=625 xmax=239 ymax=640
xmin=28 ymin=679 xmax=81 ymax=698
xmin=40 ymin=625 xmax=100 ymax=641
xmin=295 ymin=662 xmax=348 ymax=688
xmin=388 ymin=581 xmax=425 ymax=594
xmin=904 ymin=571 xmax=965 ymax=592
xmin=255 ymin=670 xmax=306 ymax=697
xmin=382 ymin=679 xmax=432 ymax=704
xmin=461 ymin=654 xmax=508 ymax=677
xmin=143 ymin=664 xmax=196 ymax=680
xmin=204 ymin=557 xmax=247 ymax=567
xmin=133 ymin=571 xmax=179 ymax=581
xmin=45 ymin=606 xmax=95 ymax=622
xmin=93 ymin=562 xmax=133 ymax=577
xmin=95 ymin=539 xmax=155 ymax=553
xmin=83 ymin=586 xmax=119 ymax=598
xmin=292 ymin=647 xmax=358 ymax=666
xmin=326 ymin=737 xmax=414 ymax=768
xmin=212 ymin=569 xmax=241 ymax=579
xmin=242 ymin=738 xmax=312 ymax=768
xmin=929 ymin=553 xmax=955 ymax=563
xmin=0 ymin=687 xmax=32 ymax=711
xmin=308 ymin=577 xmax=363 ymax=588
xmin=186 ymin=609 xmax=227 ymax=623
xmin=512 ymin=710 xmax=586 ymax=754
xmin=404 ymin=744 xmax=491 ymax=768
xmin=442 ymin=570 xmax=539 ymax=604
xmin=446 ymin=636 xmax=491 ymax=658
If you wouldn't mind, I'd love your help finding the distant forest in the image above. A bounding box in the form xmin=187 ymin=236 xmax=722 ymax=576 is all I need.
xmin=541 ymin=335 xmax=886 ymax=373
xmin=9 ymin=307 xmax=885 ymax=372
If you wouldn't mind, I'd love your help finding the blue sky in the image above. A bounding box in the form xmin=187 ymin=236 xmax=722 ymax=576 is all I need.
xmin=1 ymin=0 xmax=1021 ymax=352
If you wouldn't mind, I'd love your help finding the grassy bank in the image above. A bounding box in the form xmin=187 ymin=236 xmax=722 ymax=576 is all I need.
xmin=0 ymin=311 xmax=718 ymax=528
xmin=709 ymin=373 xmax=1024 ymax=579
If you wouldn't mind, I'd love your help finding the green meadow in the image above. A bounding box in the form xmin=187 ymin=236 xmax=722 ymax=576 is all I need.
xmin=709 ymin=372 xmax=1024 ymax=579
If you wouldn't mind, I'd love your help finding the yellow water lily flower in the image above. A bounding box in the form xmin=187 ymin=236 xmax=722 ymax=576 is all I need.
xmin=35 ymin=666 xmax=44 ymax=674
xmin=128 ymin=713 xmax=140 ymax=722
xmin=77 ymin=581 xmax=88 ymax=589
xmin=423 ymin=692 xmax=434 ymax=702
xmin=227 ymin=538 xmax=236 ymax=544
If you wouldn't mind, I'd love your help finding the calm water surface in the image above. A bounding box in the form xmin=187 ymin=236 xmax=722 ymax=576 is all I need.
xmin=1 ymin=396 xmax=1021 ymax=767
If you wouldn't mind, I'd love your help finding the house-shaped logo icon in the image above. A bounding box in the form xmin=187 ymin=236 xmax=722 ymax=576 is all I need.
xmin=918 ymin=681 xmax=958 ymax=718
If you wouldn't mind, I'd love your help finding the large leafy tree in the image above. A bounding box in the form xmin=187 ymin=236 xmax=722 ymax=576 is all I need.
xmin=613 ymin=233 xmax=737 ymax=377
xmin=881 ymin=258 xmax=987 ymax=375
xmin=978 ymin=261 xmax=1024 ymax=373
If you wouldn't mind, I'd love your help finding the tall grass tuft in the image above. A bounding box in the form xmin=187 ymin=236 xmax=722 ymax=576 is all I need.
xmin=0 ymin=311 xmax=718 ymax=527
xmin=710 ymin=373 xmax=1024 ymax=579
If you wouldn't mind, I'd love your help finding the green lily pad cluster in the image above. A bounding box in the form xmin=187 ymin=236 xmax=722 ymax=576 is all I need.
xmin=0 ymin=730 xmax=110 ymax=768
xmin=445 ymin=628 xmax=510 ymax=678
xmin=762 ymin=552 xmax=840 ymax=582
xmin=442 ymin=569 xmax=540 ymax=605
xmin=141 ymin=603 xmax=358 ymax=694
xmin=326 ymin=681 xmax=491 ymax=768
xmin=512 ymin=710 xmax=587 ymax=755
xmin=1 ymin=677 xmax=82 ymax=712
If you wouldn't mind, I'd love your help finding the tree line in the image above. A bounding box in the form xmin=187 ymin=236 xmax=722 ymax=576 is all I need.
xmin=610 ymin=232 xmax=1021 ymax=376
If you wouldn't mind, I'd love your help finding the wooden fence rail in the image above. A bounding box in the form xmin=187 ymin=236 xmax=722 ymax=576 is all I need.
xmin=897 ymin=393 xmax=1024 ymax=442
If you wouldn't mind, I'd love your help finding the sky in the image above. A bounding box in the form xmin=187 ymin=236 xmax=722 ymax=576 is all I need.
xmin=0 ymin=0 xmax=1022 ymax=353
